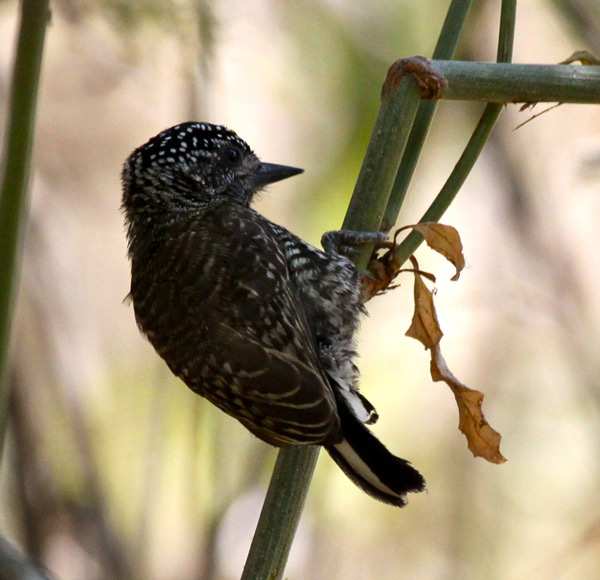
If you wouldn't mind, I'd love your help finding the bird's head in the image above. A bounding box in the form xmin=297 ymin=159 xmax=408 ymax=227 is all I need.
xmin=121 ymin=122 xmax=303 ymax=218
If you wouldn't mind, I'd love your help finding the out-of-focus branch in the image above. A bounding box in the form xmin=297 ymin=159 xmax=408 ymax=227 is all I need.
xmin=9 ymin=369 xmax=58 ymax=562
xmin=0 ymin=0 xmax=50 ymax=462
xmin=0 ymin=536 xmax=52 ymax=580
xmin=8 ymin=215 xmax=134 ymax=580
xmin=550 ymin=0 xmax=600 ymax=54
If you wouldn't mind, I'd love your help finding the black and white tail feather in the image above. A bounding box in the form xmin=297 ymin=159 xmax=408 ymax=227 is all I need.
xmin=327 ymin=387 xmax=425 ymax=507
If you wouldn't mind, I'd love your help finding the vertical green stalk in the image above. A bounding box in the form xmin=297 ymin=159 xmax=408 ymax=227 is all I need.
xmin=240 ymin=447 xmax=319 ymax=580
xmin=242 ymin=75 xmax=423 ymax=580
xmin=393 ymin=0 xmax=517 ymax=266
xmin=0 ymin=0 xmax=50 ymax=460
xmin=341 ymin=78 xmax=423 ymax=268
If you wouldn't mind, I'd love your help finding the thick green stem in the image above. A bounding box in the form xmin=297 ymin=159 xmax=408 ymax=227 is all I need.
xmin=341 ymin=78 xmax=423 ymax=268
xmin=433 ymin=61 xmax=600 ymax=103
xmin=240 ymin=447 xmax=319 ymax=580
xmin=382 ymin=0 xmax=474 ymax=231
xmin=0 ymin=0 xmax=50 ymax=461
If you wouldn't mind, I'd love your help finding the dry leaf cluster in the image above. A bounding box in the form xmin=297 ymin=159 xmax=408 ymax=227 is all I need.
xmin=363 ymin=223 xmax=506 ymax=464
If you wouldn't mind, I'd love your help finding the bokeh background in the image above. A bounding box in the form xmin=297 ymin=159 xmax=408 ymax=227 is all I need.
xmin=2 ymin=1 xmax=600 ymax=579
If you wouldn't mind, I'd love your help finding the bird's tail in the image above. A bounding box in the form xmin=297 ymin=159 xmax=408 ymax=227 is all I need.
xmin=326 ymin=395 xmax=425 ymax=507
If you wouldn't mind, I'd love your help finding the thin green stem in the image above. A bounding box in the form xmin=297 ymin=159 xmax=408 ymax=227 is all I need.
xmin=496 ymin=0 xmax=517 ymax=63
xmin=0 ymin=0 xmax=50 ymax=462
xmin=432 ymin=0 xmax=474 ymax=59
xmin=392 ymin=104 xmax=503 ymax=265
xmin=382 ymin=0 xmax=474 ymax=231
xmin=393 ymin=0 xmax=517 ymax=266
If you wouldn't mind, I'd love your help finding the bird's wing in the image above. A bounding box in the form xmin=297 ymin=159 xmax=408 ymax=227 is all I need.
xmin=204 ymin=322 xmax=339 ymax=444
xmin=134 ymin=202 xmax=339 ymax=445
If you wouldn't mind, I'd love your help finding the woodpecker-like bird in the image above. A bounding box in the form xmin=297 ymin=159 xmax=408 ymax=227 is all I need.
xmin=122 ymin=122 xmax=424 ymax=506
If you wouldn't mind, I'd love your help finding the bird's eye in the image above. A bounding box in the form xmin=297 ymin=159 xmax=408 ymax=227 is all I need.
xmin=223 ymin=147 xmax=242 ymax=165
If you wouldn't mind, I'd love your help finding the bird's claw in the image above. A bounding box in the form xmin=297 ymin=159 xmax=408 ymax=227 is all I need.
xmin=321 ymin=230 xmax=388 ymax=258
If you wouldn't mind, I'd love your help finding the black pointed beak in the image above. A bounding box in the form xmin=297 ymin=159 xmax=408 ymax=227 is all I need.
xmin=252 ymin=162 xmax=304 ymax=188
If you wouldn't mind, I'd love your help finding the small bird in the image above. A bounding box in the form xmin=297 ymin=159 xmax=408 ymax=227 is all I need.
xmin=121 ymin=122 xmax=424 ymax=506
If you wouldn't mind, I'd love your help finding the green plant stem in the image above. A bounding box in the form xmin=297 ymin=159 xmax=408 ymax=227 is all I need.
xmin=496 ymin=0 xmax=517 ymax=63
xmin=241 ymin=74 xmax=423 ymax=580
xmin=342 ymin=78 xmax=423 ymax=269
xmin=382 ymin=0 xmax=474 ymax=231
xmin=393 ymin=0 xmax=516 ymax=266
xmin=433 ymin=61 xmax=600 ymax=103
xmin=0 ymin=0 xmax=50 ymax=461
xmin=392 ymin=105 xmax=503 ymax=265
xmin=240 ymin=447 xmax=319 ymax=580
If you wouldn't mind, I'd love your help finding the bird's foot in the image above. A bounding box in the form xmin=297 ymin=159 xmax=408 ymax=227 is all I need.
xmin=321 ymin=230 xmax=388 ymax=258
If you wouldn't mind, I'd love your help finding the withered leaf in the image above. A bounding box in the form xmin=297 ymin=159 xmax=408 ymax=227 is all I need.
xmin=559 ymin=50 xmax=600 ymax=66
xmin=397 ymin=228 xmax=505 ymax=464
xmin=405 ymin=259 xmax=443 ymax=349
xmin=410 ymin=222 xmax=465 ymax=281
xmin=430 ymin=345 xmax=506 ymax=464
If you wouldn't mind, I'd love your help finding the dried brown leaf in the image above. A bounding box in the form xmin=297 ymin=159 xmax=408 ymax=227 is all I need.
xmin=430 ymin=345 xmax=506 ymax=464
xmin=405 ymin=259 xmax=443 ymax=349
xmin=559 ymin=50 xmax=600 ymax=66
xmin=410 ymin=223 xmax=465 ymax=281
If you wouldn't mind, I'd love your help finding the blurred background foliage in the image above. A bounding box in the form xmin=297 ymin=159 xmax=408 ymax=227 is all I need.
xmin=1 ymin=0 xmax=600 ymax=579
